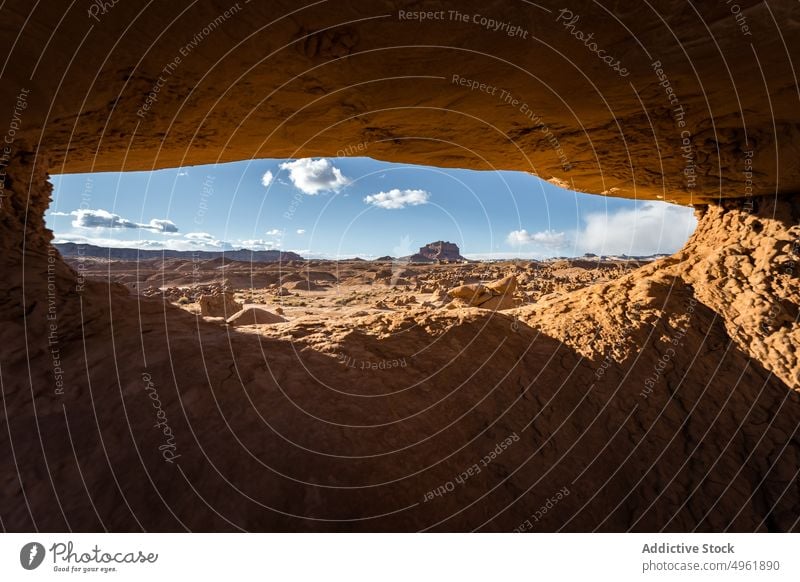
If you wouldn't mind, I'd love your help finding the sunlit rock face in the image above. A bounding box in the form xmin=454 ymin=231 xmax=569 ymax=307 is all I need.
xmin=0 ymin=1 xmax=799 ymax=532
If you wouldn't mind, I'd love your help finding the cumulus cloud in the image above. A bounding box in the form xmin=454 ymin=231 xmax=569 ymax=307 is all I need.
xmin=239 ymin=239 xmax=278 ymax=250
xmin=575 ymin=201 xmax=696 ymax=256
xmin=363 ymin=188 xmax=430 ymax=210
xmin=48 ymin=211 xmax=72 ymax=216
xmin=53 ymin=233 xmax=230 ymax=251
xmin=504 ymin=202 xmax=696 ymax=258
xmin=506 ymin=229 xmax=567 ymax=247
xmin=279 ymin=158 xmax=349 ymax=195
xmin=261 ymin=170 xmax=274 ymax=188
xmin=147 ymin=219 xmax=180 ymax=233
xmin=184 ymin=232 xmax=216 ymax=241
xmin=265 ymin=228 xmax=282 ymax=236
xmin=52 ymin=231 xmax=290 ymax=252
xmin=70 ymin=208 xmax=178 ymax=233
xmin=296 ymin=229 xmax=306 ymax=235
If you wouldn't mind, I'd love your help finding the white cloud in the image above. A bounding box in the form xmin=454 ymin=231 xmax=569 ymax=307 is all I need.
xmin=296 ymin=229 xmax=306 ymax=235
xmin=53 ymin=231 xmax=291 ymax=253
xmin=265 ymin=228 xmax=282 ymax=236
xmin=363 ymin=188 xmax=430 ymax=210
xmin=575 ymin=201 xmax=696 ymax=256
xmin=503 ymin=202 xmax=696 ymax=258
xmin=240 ymin=239 xmax=278 ymax=250
xmin=464 ymin=251 xmax=553 ymax=260
xmin=261 ymin=170 xmax=274 ymax=188
xmin=147 ymin=219 xmax=180 ymax=233
xmin=53 ymin=233 xmax=230 ymax=251
xmin=177 ymin=171 xmax=189 ymax=177
xmin=48 ymin=211 xmax=72 ymax=216
xmin=507 ymin=229 xmax=566 ymax=247
xmin=279 ymin=158 xmax=349 ymax=195
xmin=70 ymin=208 xmax=178 ymax=233
xmin=184 ymin=232 xmax=216 ymax=241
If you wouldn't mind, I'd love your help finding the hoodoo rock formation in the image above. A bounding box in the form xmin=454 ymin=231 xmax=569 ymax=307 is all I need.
xmin=0 ymin=1 xmax=799 ymax=532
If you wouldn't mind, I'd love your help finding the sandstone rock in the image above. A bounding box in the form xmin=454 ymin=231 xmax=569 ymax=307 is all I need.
xmin=199 ymin=292 xmax=241 ymax=317
xmin=449 ymin=276 xmax=519 ymax=309
xmin=408 ymin=241 xmax=466 ymax=263
xmin=486 ymin=275 xmax=518 ymax=296
xmin=447 ymin=283 xmax=492 ymax=306
xmin=478 ymin=294 xmax=518 ymax=311
xmin=392 ymin=295 xmax=417 ymax=306
xmin=305 ymin=271 xmax=338 ymax=282
xmin=285 ymin=279 xmax=328 ymax=291
xmin=226 ymin=306 xmax=287 ymax=326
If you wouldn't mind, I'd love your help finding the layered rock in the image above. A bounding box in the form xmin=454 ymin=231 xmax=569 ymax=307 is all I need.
xmin=409 ymin=241 xmax=466 ymax=263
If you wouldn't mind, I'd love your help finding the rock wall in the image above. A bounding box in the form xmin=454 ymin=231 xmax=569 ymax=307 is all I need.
xmin=676 ymin=197 xmax=800 ymax=388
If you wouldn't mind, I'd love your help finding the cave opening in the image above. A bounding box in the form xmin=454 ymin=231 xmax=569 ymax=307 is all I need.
xmin=44 ymin=156 xmax=697 ymax=323
xmin=2 ymin=0 xmax=799 ymax=541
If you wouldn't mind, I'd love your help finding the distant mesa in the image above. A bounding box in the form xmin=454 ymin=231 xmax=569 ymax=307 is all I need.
xmin=54 ymin=242 xmax=304 ymax=263
xmin=374 ymin=255 xmax=395 ymax=262
xmin=405 ymin=241 xmax=467 ymax=264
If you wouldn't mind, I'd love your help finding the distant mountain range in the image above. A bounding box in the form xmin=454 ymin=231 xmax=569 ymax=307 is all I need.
xmin=54 ymin=242 xmax=666 ymax=264
xmin=54 ymin=242 xmax=304 ymax=262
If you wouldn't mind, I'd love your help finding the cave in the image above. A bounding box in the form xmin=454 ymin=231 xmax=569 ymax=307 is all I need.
xmin=1 ymin=1 xmax=798 ymax=532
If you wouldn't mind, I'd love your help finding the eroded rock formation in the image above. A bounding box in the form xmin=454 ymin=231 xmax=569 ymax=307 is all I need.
xmin=411 ymin=241 xmax=466 ymax=263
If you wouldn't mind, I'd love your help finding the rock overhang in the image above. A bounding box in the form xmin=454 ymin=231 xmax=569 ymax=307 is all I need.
xmin=1 ymin=0 xmax=798 ymax=205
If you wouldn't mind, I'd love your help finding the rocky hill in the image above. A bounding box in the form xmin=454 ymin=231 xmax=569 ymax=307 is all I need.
xmin=54 ymin=242 xmax=304 ymax=263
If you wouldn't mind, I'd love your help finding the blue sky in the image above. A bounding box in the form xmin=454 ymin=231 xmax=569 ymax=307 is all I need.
xmin=47 ymin=157 xmax=696 ymax=259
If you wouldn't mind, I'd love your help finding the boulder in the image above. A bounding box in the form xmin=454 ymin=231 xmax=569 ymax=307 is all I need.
xmin=486 ymin=275 xmax=518 ymax=296
xmin=447 ymin=283 xmax=492 ymax=306
xmin=199 ymin=292 xmax=241 ymax=317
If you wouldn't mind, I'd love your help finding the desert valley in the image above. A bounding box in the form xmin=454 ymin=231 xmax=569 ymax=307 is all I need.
xmin=57 ymin=240 xmax=656 ymax=333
